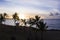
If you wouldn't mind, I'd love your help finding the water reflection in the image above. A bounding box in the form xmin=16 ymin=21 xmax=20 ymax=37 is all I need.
xmin=2 ymin=19 xmax=38 ymax=28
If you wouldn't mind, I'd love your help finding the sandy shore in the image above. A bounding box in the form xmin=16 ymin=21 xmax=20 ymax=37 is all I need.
xmin=0 ymin=24 xmax=60 ymax=40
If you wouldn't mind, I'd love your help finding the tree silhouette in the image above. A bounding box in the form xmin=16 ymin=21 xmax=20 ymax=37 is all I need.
xmin=3 ymin=13 xmax=7 ymax=23
xmin=27 ymin=15 xmax=48 ymax=40
xmin=13 ymin=12 xmax=19 ymax=21
xmin=12 ymin=12 xmax=19 ymax=26
xmin=27 ymin=18 xmax=35 ymax=40
xmin=3 ymin=13 xmax=7 ymax=18
xmin=22 ymin=19 xmax=26 ymax=26
xmin=40 ymin=19 xmax=48 ymax=40
xmin=35 ymin=15 xmax=40 ymax=21
xmin=0 ymin=14 xmax=3 ymax=24
xmin=34 ymin=15 xmax=48 ymax=40
xmin=35 ymin=15 xmax=40 ymax=28
xmin=28 ymin=18 xmax=35 ymax=27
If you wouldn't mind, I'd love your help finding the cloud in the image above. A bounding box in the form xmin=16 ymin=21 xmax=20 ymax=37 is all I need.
xmin=0 ymin=0 xmax=59 ymax=14
xmin=49 ymin=12 xmax=54 ymax=16
xmin=55 ymin=13 xmax=60 ymax=15
xmin=4 ymin=0 xmax=13 ymax=1
xmin=0 ymin=6 xmax=49 ymax=15
xmin=50 ymin=9 xmax=60 ymax=13
xmin=2 ymin=0 xmax=59 ymax=9
xmin=49 ymin=9 xmax=60 ymax=16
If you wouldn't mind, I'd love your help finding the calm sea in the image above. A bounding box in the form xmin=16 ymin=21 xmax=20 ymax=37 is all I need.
xmin=2 ymin=19 xmax=60 ymax=30
xmin=44 ymin=19 xmax=60 ymax=30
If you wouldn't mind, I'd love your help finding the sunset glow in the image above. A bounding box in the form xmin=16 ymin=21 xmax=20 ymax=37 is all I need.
xmin=0 ymin=0 xmax=60 ymax=19
xmin=19 ymin=14 xmax=26 ymax=19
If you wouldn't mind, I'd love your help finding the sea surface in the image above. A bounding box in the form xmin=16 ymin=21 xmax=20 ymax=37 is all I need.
xmin=2 ymin=19 xmax=60 ymax=30
xmin=44 ymin=19 xmax=60 ymax=30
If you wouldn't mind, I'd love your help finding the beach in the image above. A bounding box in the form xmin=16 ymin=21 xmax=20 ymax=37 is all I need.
xmin=0 ymin=24 xmax=60 ymax=40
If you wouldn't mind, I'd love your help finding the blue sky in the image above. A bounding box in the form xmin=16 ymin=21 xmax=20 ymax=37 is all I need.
xmin=0 ymin=0 xmax=60 ymax=19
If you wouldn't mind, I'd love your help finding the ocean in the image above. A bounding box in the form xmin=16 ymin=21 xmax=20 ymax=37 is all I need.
xmin=2 ymin=19 xmax=60 ymax=30
xmin=44 ymin=19 xmax=60 ymax=30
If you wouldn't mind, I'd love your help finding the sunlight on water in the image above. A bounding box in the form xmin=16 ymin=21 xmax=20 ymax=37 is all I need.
xmin=2 ymin=19 xmax=60 ymax=30
xmin=2 ymin=19 xmax=38 ymax=28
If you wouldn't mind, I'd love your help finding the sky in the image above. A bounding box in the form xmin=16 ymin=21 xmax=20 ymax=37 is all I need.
xmin=0 ymin=0 xmax=60 ymax=19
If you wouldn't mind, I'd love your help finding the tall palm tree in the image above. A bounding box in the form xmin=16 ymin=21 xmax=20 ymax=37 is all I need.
xmin=35 ymin=15 xmax=40 ymax=28
xmin=0 ymin=14 xmax=3 ymax=24
xmin=27 ymin=15 xmax=48 ymax=40
xmin=12 ymin=12 xmax=19 ymax=26
xmin=40 ymin=19 xmax=48 ymax=40
xmin=12 ymin=12 xmax=19 ymax=39
xmin=3 ymin=13 xmax=7 ymax=24
xmin=35 ymin=15 xmax=48 ymax=40
xmin=27 ymin=18 xmax=36 ymax=40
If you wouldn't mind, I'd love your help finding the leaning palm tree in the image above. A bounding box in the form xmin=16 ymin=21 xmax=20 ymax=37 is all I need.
xmin=35 ymin=15 xmax=48 ymax=40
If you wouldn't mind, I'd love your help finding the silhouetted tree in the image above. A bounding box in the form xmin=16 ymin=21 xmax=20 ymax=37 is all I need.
xmin=39 ymin=19 xmax=48 ymax=40
xmin=27 ymin=15 xmax=48 ymax=40
xmin=35 ymin=15 xmax=40 ymax=28
xmin=3 ymin=13 xmax=7 ymax=18
xmin=35 ymin=15 xmax=40 ymax=21
xmin=13 ymin=12 xmax=19 ymax=21
xmin=3 ymin=13 xmax=7 ymax=21
xmin=28 ymin=18 xmax=35 ymax=27
xmin=12 ymin=12 xmax=19 ymax=26
xmin=2 ymin=13 xmax=8 ymax=24
xmin=23 ymin=19 xmax=26 ymax=26
xmin=34 ymin=15 xmax=48 ymax=40
xmin=27 ymin=18 xmax=35 ymax=40
xmin=0 ymin=14 xmax=3 ymax=24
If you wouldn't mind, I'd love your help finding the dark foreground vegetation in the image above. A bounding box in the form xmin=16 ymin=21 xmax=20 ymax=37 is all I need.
xmin=0 ymin=24 xmax=60 ymax=40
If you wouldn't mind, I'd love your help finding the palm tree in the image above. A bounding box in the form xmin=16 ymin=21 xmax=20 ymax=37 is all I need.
xmin=35 ymin=15 xmax=48 ymax=40
xmin=22 ymin=19 xmax=26 ymax=26
xmin=0 ymin=14 xmax=3 ymax=24
xmin=12 ymin=12 xmax=19 ymax=26
xmin=28 ymin=18 xmax=35 ymax=27
xmin=27 ymin=15 xmax=48 ymax=40
xmin=35 ymin=15 xmax=40 ymax=28
xmin=12 ymin=12 xmax=19 ymax=39
xmin=27 ymin=18 xmax=35 ymax=40
xmin=3 ymin=13 xmax=7 ymax=24
xmin=3 ymin=13 xmax=7 ymax=18
xmin=40 ymin=19 xmax=48 ymax=40
xmin=35 ymin=15 xmax=40 ymax=21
